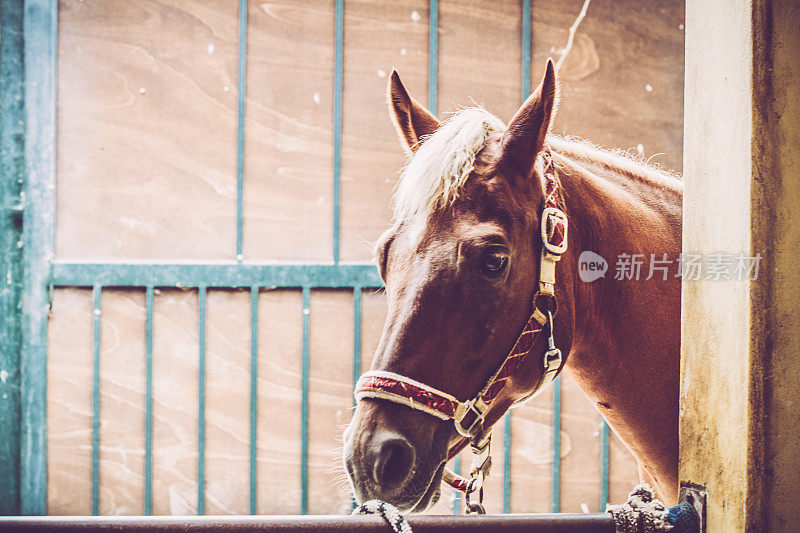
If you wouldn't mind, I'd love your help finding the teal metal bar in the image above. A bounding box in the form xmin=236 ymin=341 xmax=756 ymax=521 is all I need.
xmin=503 ymin=412 xmax=511 ymax=513
xmin=428 ymin=0 xmax=438 ymax=114
xmin=197 ymin=287 xmax=207 ymax=515
xmin=91 ymin=285 xmax=102 ymax=515
xmin=300 ymin=287 xmax=310 ymax=514
xmin=20 ymin=0 xmax=58 ymax=515
xmin=351 ymin=287 xmax=362 ymax=401
xmin=522 ymin=0 xmax=531 ymax=97
xmin=551 ymin=375 xmax=562 ymax=513
xmin=235 ymin=0 xmax=248 ymax=261
xmin=52 ymin=263 xmax=382 ymax=290
xmin=451 ymin=456 xmax=461 ymax=515
xmin=498 ymin=6 xmax=532 ymax=513
xmin=249 ymin=286 xmax=259 ymax=515
xmin=600 ymin=420 xmax=610 ymax=511
xmin=332 ymin=0 xmax=343 ymax=264
xmin=351 ymin=287 xmax=361 ymax=511
xmin=0 ymin=0 xmax=25 ymax=515
xmin=144 ymin=287 xmax=154 ymax=515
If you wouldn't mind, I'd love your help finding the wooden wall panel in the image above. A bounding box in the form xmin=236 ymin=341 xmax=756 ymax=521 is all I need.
xmin=151 ymin=290 xmax=199 ymax=515
xmin=98 ymin=290 xmax=146 ymax=515
xmin=438 ymin=0 xmax=523 ymax=122
xmin=243 ymin=1 xmax=334 ymax=261
xmin=308 ymin=290 xmax=354 ymax=514
xmin=359 ymin=289 xmax=388 ymax=373
xmin=339 ymin=0 xmax=430 ymax=262
xmin=608 ymin=428 xmax=641 ymax=506
xmin=47 ymin=289 xmax=93 ymax=514
xmin=533 ymin=0 xmax=684 ymax=171
xmin=56 ymin=0 xmax=239 ymax=261
xmin=255 ymin=289 xmax=302 ymax=514
xmin=508 ymin=395 xmax=553 ymax=513
xmin=205 ymin=290 xmax=251 ymax=514
xmin=559 ymin=372 xmax=602 ymax=512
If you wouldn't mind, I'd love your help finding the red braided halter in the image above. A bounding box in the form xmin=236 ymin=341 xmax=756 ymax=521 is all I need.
xmin=354 ymin=149 xmax=567 ymax=512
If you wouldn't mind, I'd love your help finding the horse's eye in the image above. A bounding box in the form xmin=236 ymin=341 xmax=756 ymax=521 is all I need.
xmin=479 ymin=250 xmax=509 ymax=277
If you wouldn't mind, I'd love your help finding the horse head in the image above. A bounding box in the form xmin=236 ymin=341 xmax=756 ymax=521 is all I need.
xmin=343 ymin=60 xmax=577 ymax=512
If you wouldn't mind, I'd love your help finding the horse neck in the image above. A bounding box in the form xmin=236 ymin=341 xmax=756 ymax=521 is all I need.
xmin=549 ymin=141 xmax=683 ymax=502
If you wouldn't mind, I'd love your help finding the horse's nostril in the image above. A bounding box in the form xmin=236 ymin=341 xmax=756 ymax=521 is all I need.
xmin=373 ymin=437 xmax=415 ymax=490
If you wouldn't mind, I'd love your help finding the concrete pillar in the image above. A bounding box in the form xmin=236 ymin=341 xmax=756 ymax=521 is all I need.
xmin=681 ymin=0 xmax=800 ymax=531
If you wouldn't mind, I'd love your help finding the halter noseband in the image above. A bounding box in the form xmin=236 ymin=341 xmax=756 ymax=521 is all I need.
xmin=354 ymin=149 xmax=568 ymax=514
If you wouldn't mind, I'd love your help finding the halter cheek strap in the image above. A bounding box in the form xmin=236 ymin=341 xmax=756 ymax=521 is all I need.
xmin=353 ymin=149 xmax=567 ymax=513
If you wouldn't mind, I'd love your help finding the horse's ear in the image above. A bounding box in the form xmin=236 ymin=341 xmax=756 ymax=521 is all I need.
xmin=501 ymin=59 xmax=559 ymax=178
xmin=388 ymin=70 xmax=440 ymax=155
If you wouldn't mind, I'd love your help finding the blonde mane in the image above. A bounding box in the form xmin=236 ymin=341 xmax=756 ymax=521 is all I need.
xmin=391 ymin=109 xmax=682 ymax=223
xmin=547 ymin=135 xmax=683 ymax=191
xmin=392 ymin=108 xmax=506 ymax=220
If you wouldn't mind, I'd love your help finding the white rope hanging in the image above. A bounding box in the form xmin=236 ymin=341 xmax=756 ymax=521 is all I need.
xmin=352 ymin=499 xmax=413 ymax=533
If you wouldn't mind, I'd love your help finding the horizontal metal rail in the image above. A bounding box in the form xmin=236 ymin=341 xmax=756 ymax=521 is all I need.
xmin=0 ymin=514 xmax=616 ymax=532
xmin=51 ymin=262 xmax=383 ymax=288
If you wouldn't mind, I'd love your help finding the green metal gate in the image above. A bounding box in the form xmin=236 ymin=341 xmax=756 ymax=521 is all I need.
xmin=0 ymin=0 xmax=610 ymax=517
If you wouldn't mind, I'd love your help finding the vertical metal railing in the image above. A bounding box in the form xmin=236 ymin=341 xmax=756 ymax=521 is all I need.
xmin=502 ymin=0 xmax=534 ymax=514
xmin=0 ymin=0 xmax=26 ymax=516
xmin=351 ymin=287 xmax=363 ymax=511
xmin=428 ymin=0 xmax=438 ymax=114
xmin=19 ymin=0 xmax=58 ymax=515
xmin=332 ymin=0 xmax=344 ymax=265
xmin=144 ymin=287 xmax=154 ymax=515
xmin=235 ymin=0 xmax=248 ymax=262
xmin=600 ymin=420 xmax=610 ymax=510
xmin=249 ymin=286 xmax=259 ymax=515
xmin=300 ymin=286 xmax=311 ymax=514
xmin=425 ymin=0 xmax=463 ymax=517
xmin=551 ymin=376 xmax=562 ymax=512
xmin=91 ymin=285 xmax=101 ymax=515
xmin=351 ymin=288 xmax=362 ymax=397
xmin=451 ymin=456 xmax=461 ymax=515
xmin=197 ymin=287 xmax=208 ymax=515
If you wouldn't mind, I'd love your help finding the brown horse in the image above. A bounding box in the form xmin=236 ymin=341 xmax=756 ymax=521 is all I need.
xmin=343 ymin=60 xmax=681 ymax=513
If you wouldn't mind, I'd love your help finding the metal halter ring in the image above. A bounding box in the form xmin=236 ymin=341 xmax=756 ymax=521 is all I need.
xmin=464 ymin=478 xmax=486 ymax=515
xmin=533 ymin=290 xmax=558 ymax=317
xmin=466 ymin=501 xmax=486 ymax=515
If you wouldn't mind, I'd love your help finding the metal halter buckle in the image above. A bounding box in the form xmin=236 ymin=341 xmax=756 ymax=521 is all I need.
xmin=454 ymin=399 xmax=488 ymax=438
xmin=541 ymin=207 xmax=568 ymax=255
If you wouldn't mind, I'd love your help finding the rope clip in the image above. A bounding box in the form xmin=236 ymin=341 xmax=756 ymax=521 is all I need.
xmin=544 ymin=310 xmax=562 ymax=370
xmin=464 ymin=473 xmax=486 ymax=515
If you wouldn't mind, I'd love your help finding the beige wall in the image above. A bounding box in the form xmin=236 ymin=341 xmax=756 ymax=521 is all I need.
xmin=682 ymin=0 xmax=800 ymax=530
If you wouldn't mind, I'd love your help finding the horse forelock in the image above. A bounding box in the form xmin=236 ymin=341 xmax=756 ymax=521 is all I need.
xmin=392 ymin=108 xmax=506 ymax=222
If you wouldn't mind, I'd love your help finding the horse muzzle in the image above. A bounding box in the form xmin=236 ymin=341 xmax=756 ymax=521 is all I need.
xmin=343 ymin=398 xmax=448 ymax=512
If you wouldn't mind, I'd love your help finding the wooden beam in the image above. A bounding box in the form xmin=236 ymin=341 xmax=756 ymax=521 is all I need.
xmin=681 ymin=0 xmax=800 ymax=530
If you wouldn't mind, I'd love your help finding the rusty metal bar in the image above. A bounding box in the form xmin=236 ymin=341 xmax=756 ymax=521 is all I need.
xmin=0 ymin=513 xmax=616 ymax=532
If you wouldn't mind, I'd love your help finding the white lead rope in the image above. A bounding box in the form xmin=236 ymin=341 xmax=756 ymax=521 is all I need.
xmin=353 ymin=499 xmax=413 ymax=533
